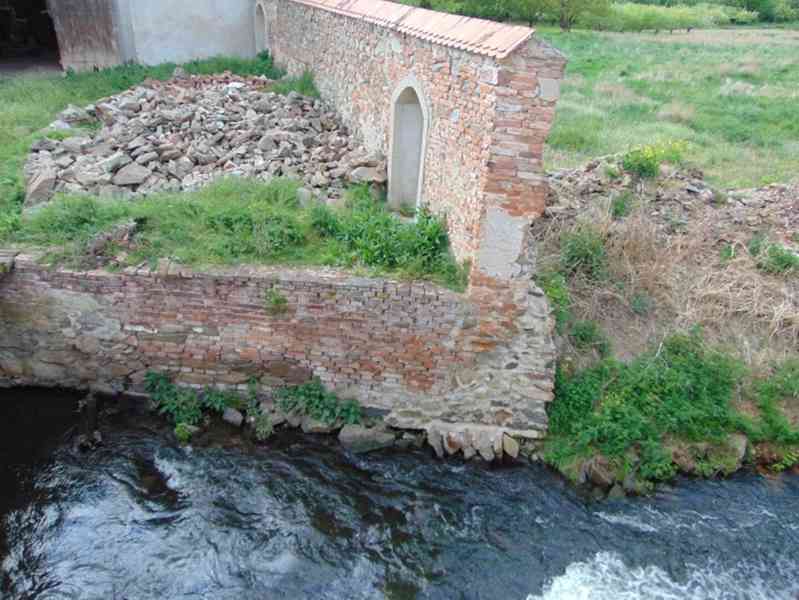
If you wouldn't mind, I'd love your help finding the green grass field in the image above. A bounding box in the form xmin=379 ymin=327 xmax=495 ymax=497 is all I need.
xmin=539 ymin=27 xmax=799 ymax=189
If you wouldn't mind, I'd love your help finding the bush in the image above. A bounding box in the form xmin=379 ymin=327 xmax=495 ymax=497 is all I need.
xmin=611 ymin=191 xmax=633 ymax=219
xmin=277 ymin=379 xmax=362 ymax=426
xmin=622 ymin=140 xmax=686 ymax=179
xmin=144 ymin=372 xmax=203 ymax=427
xmin=570 ymin=320 xmax=612 ymax=357
xmin=580 ymin=2 xmax=759 ymax=32
xmin=254 ymin=413 xmax=274 ymax=442
xmin=546 ymin=332 xmax=745 ymax=482
xmin=757 ymin=244 xmax=799 ymax=275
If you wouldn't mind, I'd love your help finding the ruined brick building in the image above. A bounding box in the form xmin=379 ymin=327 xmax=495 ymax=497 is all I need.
xmin=2 ymin=0 xmax=568 ymax=451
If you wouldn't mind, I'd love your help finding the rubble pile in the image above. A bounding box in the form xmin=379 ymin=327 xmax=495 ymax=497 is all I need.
xmin=545 ymin=156 xmax=799 ymax=244
xmin=24 ymin=72 xmax=387 ymax=210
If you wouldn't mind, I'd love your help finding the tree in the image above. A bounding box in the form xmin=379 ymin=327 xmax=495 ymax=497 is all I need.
xmin=545 ymin=0 xmax=611 ymax=31
xmin=502 ymin=0 xmax=550 ymax=26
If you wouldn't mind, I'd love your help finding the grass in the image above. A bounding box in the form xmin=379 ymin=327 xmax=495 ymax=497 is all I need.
xmin=0 ymin=53 xmax=316 ymax=238
xmin=539 ymin=26 xmax=799 ymax=188
xmin=3 ymin=178 xmax=468 ymax=291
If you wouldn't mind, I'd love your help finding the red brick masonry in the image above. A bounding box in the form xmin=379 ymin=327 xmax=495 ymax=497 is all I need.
xmin=0 ymin=254 xmax=555 ymax=438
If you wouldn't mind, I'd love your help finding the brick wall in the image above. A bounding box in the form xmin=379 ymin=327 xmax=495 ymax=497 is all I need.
xmin=0 ymin=255 xmax=556 ymax=438
xmin=261 ymin=0 xmax=565 ymax=271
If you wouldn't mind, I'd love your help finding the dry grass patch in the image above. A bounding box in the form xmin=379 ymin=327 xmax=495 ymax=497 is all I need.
xmin=535 ymin=180 xmax=799 ymax=368
xmin=656 ymin=101 xmax=696 ymax=124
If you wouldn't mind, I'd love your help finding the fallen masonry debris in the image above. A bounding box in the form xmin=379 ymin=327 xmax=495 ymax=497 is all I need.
xmin=24 ymin=72 xmax=387 ymax=210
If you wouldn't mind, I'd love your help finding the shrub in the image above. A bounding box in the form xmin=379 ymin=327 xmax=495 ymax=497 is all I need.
xmin=277 ymin=379 xmax=362 ymax=426
xmin=621 ymin=140 xmax=686 ymax=179
xmin=611 ymin=191 xmax=633 ymax=219
xmin=546 ymin=332 xmax=745 ymax=483
xmin=174 ymin=423 xmax=195 ymax=444
xmin=254 ymin=412 xmax=274 ymax=442
xmin=580 ymin=2 xmax=759 ymax=32
xmin=757 ymin=244 xmax=799 ymax=275
xmin=144 ymin=372 xmax=203 ymax=427
xmin=560 ymin=225 xmax=608 ymax=280
xmin=203 ymin=387 xmax=239 ymax=414
xmin=570 ymin=320 xmax=612 ymax=357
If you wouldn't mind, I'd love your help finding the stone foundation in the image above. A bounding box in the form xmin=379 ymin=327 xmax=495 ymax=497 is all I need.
xmin=0 ymin=253 xmax=556 ymax=440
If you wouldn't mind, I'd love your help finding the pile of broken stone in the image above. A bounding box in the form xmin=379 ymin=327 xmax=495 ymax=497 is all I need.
xmin=24 ymin=71 xmax=387 ymax=211
xmin=545 ymin=155 xmax=799 ymax=243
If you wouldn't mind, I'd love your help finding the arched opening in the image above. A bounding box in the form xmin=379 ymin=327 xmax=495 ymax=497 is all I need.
xmin=254 ymin=3 xmax=268 ymax=55
xmin=389 ymin=86 xmax=425 ymax=210
xmin=0 ymin=0 xmax=60 ymax=75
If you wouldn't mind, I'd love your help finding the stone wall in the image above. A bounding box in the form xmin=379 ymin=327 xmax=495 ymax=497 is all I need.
xmin=261 ymin=0 xmax=566 ymax=268
xmin=0 ymin=254 xmax=556 ymax=440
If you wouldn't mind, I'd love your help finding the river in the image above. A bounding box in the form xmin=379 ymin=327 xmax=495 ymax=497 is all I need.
xmin=1 ymin=388 xmax=797 ymax=600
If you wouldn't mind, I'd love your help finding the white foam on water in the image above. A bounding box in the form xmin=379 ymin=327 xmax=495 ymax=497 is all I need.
xmin=154 ymin=453 xmax=187 ymax=491
xmin=526 ymin=551 xmax=798 ymax=600
xmin=595 ymin=511 xmax=659 ymax=533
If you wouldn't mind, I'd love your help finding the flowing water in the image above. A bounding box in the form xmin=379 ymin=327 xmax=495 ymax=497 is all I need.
xmin=1 ymin=388 xmax=798 ymax=600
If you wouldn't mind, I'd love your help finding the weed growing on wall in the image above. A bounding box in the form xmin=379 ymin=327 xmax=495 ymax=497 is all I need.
xmin=272 ymin=71 xmax=320 ymax=98
xmin=536 ymin=270 xmax=573 ymax=333
xmin=277 ymin=379 xmax=362 ymax=426
xmin=264 ymin=286 xmax=289 ymax=315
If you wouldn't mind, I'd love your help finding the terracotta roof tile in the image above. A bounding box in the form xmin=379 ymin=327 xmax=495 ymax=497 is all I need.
xmin=287 ymin=0 xmax=535 ymax=59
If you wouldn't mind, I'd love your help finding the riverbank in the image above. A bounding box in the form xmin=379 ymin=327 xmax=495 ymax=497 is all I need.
xmin=536 ymin=151 xmax=799 ymax=496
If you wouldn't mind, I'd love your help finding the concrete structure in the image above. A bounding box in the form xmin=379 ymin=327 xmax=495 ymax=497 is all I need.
xmin=47 ymin=0 xmax=257 ymax=71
